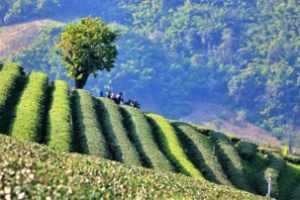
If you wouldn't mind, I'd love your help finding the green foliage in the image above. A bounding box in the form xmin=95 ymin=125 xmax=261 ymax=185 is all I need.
xmin=172 ymin=122 xmax=231 ymax=185
xmin=292 ymin=183 xmax=300 ymax=200
xmin=146 ymin=113 xmax=204 ymax=180
xmin=96 ymin=97 xmax=141 ymax=166
xmin=283 ymin=154 xmax=300 ymax=165
xmin=0 ymin=62 xmax=24 ymax=133
xmin=46 ymin=80 xmax=72 ymax=152
xmin=9 ymin=71 xmax=48 ymax=142
xmin=0 ymin=135 xmax=266 ymax=199
xmin=238 ymin=141 xmax=258 ymax=161
xmin=56 ymin=16 xmax=118 ymax=89
xmin=71 ymin=89 xmax=110 ymax=158
xmin=255 ymin=153 xmax=285 ymax=198
xmin=241 ymin=152 xmax=269 ymax=194
xmin=210 ymin=131 xmax=254 ymax=193
xmin=120 ymin=105 xmax=175 ymax=172
xmin=282 ymin=145 xmax=288 ymax=156
xmin=278 ymin=163 xmax=300 ymax=200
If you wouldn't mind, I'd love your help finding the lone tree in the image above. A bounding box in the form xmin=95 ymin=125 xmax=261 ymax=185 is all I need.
xmin=57 ymin=16 xmax=118 ymax=89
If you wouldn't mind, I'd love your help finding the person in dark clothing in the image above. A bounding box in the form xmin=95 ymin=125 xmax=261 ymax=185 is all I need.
xmin=100 ymin=91 xmax=104 ymax=97
xmin=114 ymin=92 xmax=124 ymax=105
xmin=107 ymin=91 xmax=113 ymax=99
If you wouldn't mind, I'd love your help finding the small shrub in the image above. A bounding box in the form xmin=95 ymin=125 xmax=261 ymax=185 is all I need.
xmin=210 ymin=131 xmax=254 ymax=193
xmin=120 ymin=105 xmax=175 ymax=172
xmin=292 ymin=183 xmax=300 ymax=200
xmin=46 ymin=80 xmax=72 ymax=152
xmin=0 ymin=62 xmax=24 ymax=133
xmin=282 ymin=145 xmax=288 ymax=156
xmin=172 ymin=122 xmax=231 ymax=185
xmin=283 ymin=154 xmax=300 ymax=165
xmin=146 ymin=113 xmax=204 ymax=180
xmin=96 ymin=97 xmax=141 ymax=166
xmin=238 ymin=141 xmax=258 ymax=161
xmin=71 ymin=90 xmax=110 ymax=158
xmin=9 ymin=72 xmax=48 ymax=142
xmin=255 ymin=153 xmax=285 ymax=198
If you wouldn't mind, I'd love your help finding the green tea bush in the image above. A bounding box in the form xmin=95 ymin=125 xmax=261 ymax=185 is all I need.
xmin=255 ymin=153 xmax=285 ymax=198
xmin=190 ymin=124 xmax=212 ymax=137
xmin=284 ymin=154 xmax=300 ymax=165
xmin=96 ymin=97 xmax=141 ymax=166
xmin=146 ymin=113 xmax=204 ymax=180
xmin=278 ymin=163 xmax=300 ymax=200
xmin=0 ymin=135 xmax=264 ymax=199
xmin=172 ymin=122 xmax=231 ymax=185
xmin=238 ymin=141 xmax=258 ymax=161
xmin=120 ymin=105 xmax=175 ymax=172
xmin=71 ymin=90 xmax=110 ymax=158
xmin=211 ymin=131 xmax=254 ymax=193
xmin=9 ymin=72 xmax=48 ymax=142
xmin=0 ymin=62 xmax=24 ymax=133
xmin=292 ymin=183 xmax=300 ymax=200
xmin=46 ymin=80 xmax=72 ymax=152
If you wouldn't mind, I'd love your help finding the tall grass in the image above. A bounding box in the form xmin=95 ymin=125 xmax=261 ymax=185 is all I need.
xmin=96 ymin=97 xmax=141 ymax=166
xmin=172 ymin=122 xmax=232 ymax=185
xmin=46 ymin=80 xmax=72 ymax=152
xmin=71 ymin=90 xmax=110 ymax=158
xmin=0 ymin=62 xmax=24 ymax=133
xmin=9 ymin=72 xmax=48 ymax=142
xmin=210 ymin=131 xmax=254 ymax=193
xmin=120 ymin=105 xmax=175 ymax=172
xmin=146 ymin=113 xmax=204 ymax=180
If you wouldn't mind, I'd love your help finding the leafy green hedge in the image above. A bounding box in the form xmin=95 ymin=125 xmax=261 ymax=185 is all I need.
xmin=172 ymin=122 xmax=231 ymax=185
xmin=146 ymin=113 xmax=204 ymax=180
xmin=292 ymin=183 xmax=300 ymax=200
xmin=9 ymin=72 xmax=48 ymax=142
xmin=255 ymin=153 xmax=285 ymax=198
xmin=0 ymin=135 xmax=265 ymax=199
xmin=238 ymin=141 xmax=258 ymax=161
xmin=284 ymin=154 xmax=300 ymax=165
xmin=190 ymin=124 xmax=212 ymax=137
xmin=96 ymin=97 xmax=141 ymax=166
xmin=278 ymin=163 xmax=300 ymax=200
xmin=210 ymin=131 xmax=254 ymax=193
xmin=0 ymin=62 xmax=24 ymax=133
xmin=120 ymin=105 xmax=175 ymax=172
xmin=46 ymin=80 xmax=72 ymax=152
xmin=71 ymin=90 xmax=110 ymax=158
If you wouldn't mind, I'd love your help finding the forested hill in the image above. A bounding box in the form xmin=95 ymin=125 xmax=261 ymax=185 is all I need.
xmin=1 ymin=0 xmax=300 ymax=149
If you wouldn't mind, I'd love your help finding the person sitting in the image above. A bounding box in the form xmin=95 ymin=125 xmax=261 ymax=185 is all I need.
xmin=107 ymin=91 xmax=113 ymax=99
xmin=114 ymin=92 xmax=124 ymax=105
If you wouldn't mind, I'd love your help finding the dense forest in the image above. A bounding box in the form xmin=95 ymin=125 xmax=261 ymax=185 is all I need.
xmin=1 ymin=0 xmax=300 ymax=149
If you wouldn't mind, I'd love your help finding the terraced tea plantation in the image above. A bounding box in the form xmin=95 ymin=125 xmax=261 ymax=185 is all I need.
xmin=1 ymin=62 xmax=300 ymax=199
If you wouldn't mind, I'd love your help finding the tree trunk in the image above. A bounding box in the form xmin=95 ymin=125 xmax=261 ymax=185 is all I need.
xmin=75 ymin=71 xmax=89 ymax=89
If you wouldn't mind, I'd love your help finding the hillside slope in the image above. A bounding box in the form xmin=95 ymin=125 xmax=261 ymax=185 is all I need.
xmin=0 ymin=20 xmax=64 ymax=58
xmin=0 ymin=134 xmax=266 ymax=199
xmin=0 ymin=62 xmax=300 ymax=199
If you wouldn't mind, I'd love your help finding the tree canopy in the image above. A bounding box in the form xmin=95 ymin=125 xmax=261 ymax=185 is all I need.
xmin=56 ymin=16 xmax=118 ymax=89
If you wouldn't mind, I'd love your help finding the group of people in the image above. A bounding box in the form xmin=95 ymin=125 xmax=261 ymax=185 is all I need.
xmin=105 ymin=91 xmax=140 ymax=109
